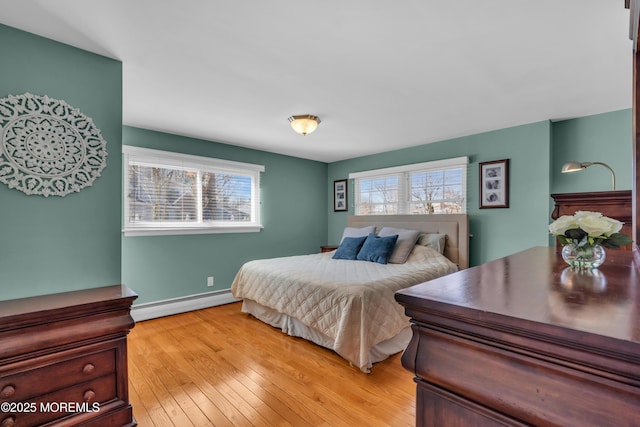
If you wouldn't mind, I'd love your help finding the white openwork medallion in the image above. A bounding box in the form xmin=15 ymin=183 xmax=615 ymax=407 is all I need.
xmin=0 ymin=93 xmax=108 ymax=197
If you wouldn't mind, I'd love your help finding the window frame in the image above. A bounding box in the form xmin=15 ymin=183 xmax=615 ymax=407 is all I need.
xmin=349 ymin=157 xmax=468 ymax=215
xmin=122 ymin=145 xmax=264 ymax=236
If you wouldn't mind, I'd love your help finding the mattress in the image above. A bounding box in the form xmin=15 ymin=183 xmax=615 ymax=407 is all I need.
xmin=231 ymin=245 xmax=458 ymax=372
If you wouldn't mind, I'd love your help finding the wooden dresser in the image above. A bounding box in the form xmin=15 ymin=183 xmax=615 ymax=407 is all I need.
xmin=0 ymin=285 xmax=138 ymax=427
xmin=395 ymin=247 xmax=640 ymax=427
xmin=551 ymin=190 xmax=633 ymax=250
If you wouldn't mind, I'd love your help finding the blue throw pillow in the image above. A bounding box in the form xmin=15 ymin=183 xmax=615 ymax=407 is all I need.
xmin=332 ymin=235 xmax=368 ymax=260
xmin=356 ymin=233 xmax=399 ymax=264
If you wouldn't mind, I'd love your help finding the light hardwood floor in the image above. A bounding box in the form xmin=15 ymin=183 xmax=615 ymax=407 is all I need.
xmin=127 ymin=302 xmax=416 ymax=426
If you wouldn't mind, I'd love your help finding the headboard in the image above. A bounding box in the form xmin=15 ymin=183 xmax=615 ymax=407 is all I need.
xmin=347 ymin=214 xmax=469 ymax=269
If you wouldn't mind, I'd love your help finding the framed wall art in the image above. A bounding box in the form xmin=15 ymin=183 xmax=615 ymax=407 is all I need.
xmin=0 ymin=92 xmax=108 ymax=197
xmin=479 ymin=159 xmax=509 ymax=209
xmin=334 ymin=179 xmax=348 ymax=212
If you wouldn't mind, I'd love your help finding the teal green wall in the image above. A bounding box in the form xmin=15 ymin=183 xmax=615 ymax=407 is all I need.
xmin=0 ymin=25 xmax=123 ymax=301
xmin=328 ymin=111 xmax=632 ymax=267
xmin=121 ymin=126 xmax=328 ymax=304
xmin=328 ymin=122 xmax=553 ymax=267
xmin=551 ymin=109 xmax=632 ymax=193
xmin=1 ymin=25 xmax=632 ymax=304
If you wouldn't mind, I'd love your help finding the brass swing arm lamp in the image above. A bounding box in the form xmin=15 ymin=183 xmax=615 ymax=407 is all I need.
xmin=561 ymin=161 xmax=616 ymax=191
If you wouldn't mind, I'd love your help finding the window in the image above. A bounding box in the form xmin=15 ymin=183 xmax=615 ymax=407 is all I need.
xmin=349 ymin=157 xmax=468 ymax=215
xmin=123 ymin=146 xmax=264 ymax=236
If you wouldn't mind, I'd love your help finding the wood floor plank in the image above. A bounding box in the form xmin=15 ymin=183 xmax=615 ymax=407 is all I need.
xmin=128 ymin=302 xmax=416 ymax=427
xmin=141 ymin=318 xmax=253 ymax=427
xmin=135 ymin=334 xmax=215 ymax=427
xmin=128 ymin=376 xmax=155 ymax=426
xmin=128 ymin=361 xmax=176 ymax=427
xmin=192 ymin=310 xmax=360 ymax=426
xmin=163 ymin=316 xmax=299 ymax=427
xmin=159 ymin=315 xmax=282 ymax=427
xmin=198 ymin=304 xmax=414 ymax=426
xmin=195 ymin=309 xmax=409 ymax=426
xmin=128 ymin=328 xmax=196 ymax=427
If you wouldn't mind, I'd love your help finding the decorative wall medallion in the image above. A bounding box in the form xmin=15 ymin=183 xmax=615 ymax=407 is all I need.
xmin=0 ymin=93 xmax=108 ymax=197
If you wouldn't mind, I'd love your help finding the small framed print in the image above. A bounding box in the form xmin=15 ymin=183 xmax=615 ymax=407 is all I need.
xmin=479 ymin=159 xmax=509 ymax=209
xmin=334 ymin=179 xmax=348 ymax=212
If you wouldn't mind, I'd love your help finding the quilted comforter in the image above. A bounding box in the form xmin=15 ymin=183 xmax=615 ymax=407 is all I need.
xmin=231 ymin=245 xmax=458 ymax=372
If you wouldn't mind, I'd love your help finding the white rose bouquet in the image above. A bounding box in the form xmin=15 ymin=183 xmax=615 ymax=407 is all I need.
xmin=549 ymin=211 xmax=632 ymax=249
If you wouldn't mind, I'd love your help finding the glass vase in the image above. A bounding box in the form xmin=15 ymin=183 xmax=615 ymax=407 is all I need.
xmin=561 ymin=244 xmax=606 ymax=270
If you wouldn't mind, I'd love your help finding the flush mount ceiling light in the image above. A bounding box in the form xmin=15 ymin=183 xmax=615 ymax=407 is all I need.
xmin=288 ymin=115 xmax=321 ymax=135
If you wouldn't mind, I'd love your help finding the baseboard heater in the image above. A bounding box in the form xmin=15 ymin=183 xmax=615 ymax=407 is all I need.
xmin=131 ymin=289 xmax=239 ymax=322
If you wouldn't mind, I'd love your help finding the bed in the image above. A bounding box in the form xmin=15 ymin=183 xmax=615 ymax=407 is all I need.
xmin=231 ymin=214 xmax=469 ymax=372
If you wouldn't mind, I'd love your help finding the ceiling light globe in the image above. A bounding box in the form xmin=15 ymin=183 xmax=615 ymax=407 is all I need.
xmin=288 ymin=115 xmax=320 ymax=135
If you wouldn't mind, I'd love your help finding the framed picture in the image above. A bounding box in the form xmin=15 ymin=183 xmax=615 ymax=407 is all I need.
xmin=334 ymin=179 xmax=348 ymax=212
xmin=479 ymin=159 xmax=509 ymax=209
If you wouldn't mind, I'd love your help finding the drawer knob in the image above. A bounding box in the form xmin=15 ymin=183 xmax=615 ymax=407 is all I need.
xmin=83 ymin=389 xmax=96 ymax=402
xmin=0 ymin=385 xmax=15 ymax=398
xmin=82 ymin=363 xmax=95 ymax=374
xmin=1 ymin=416 xmax=15 ymax=427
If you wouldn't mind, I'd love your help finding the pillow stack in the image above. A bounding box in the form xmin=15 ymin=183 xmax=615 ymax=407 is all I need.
xmin=332 ymin=226 xmax=426 ymax=265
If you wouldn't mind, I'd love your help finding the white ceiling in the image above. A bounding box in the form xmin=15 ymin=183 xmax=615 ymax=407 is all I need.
xmin=0 ymin=0 xmax=633 ymax=163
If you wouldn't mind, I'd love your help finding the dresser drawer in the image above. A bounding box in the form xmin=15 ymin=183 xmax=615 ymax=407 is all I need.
xmin=0 ymin=374 xmax=116 ymax=427
xmin=0 ymin=285 xmax=137 ymax=427
xmin=0 ymin=348 xmax=115 ymax=403
xmin=413 ymin=326 xmax=640 ymax=427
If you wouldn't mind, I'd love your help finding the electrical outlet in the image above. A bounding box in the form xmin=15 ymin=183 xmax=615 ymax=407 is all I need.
xmin=207 ymin=276 xmax=214 ymax=287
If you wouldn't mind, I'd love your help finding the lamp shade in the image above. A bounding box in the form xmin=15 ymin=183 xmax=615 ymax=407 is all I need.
xmin=288 ymin=115 xmax=320 ymax=135
xmin=561 ymin=161 xmax=585 ymax=173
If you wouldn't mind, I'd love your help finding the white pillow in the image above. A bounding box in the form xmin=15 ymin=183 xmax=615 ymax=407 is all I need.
xmin=340 ymin=226 xmax=376 ymax=243
xmin=406 ymin=244 xmax=440 ymax=262
xmin=417 ymin=233 xmax=447 ymax=254
xmin=378 ymin=227 xmax=421 ymax=264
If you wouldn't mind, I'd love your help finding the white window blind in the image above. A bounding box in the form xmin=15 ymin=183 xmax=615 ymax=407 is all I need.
xmin=123 ymin=146 xmax=264 ymax=236
xmin=349 ymin=157 xmax=468 ymax=215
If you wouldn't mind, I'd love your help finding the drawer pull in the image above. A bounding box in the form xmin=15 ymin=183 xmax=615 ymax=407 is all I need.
xmin=1 ymin=416 xmax=15 ymax=427
xmin=82 ymin=363 xmax=95 ymax=374
xmin=0 ymin=385 xmax=15 ymax=398
xmin=83 ymin=389 xmax=96 ymax=402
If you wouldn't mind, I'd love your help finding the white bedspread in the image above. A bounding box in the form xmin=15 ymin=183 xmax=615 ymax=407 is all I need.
xmin=231 ymin=245 xmax=458 ymax=372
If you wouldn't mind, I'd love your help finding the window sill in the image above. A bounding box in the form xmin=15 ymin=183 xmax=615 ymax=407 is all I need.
xmin=123 ymin=225 xmax=263 ymax=237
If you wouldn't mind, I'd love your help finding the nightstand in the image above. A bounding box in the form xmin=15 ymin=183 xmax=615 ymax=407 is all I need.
xmin=320 ymin=245 xmax=338 ymax=253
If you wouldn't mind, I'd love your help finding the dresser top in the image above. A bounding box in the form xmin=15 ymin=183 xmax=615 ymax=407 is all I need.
xmin=396 ymin=246 xmax=640 ymax=352
xmin=0 ymin=285 xmax=138 ymax=330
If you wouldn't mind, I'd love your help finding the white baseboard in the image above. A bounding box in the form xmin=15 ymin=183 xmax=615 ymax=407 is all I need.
xmin=131 ymin=289 xmax=240 ymax=322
